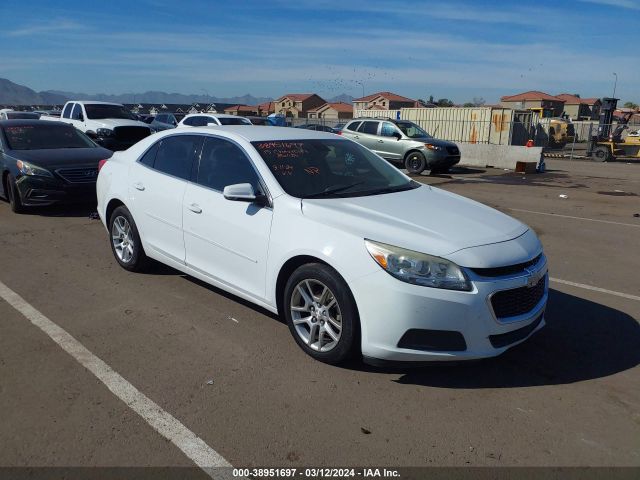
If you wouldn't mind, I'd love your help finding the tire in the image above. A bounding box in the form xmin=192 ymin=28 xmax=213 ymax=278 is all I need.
xmin=108 ymin=205 xmax=148 ymax=272
xmin=283 ymin=263 xmax=359 ymax=364
xmin=592 ymin=145 xmax=612 ymax=162
xmin=404 ymin=151 xmax=427 ymax=175
xmin=6 ymin=174 xmax=25 ymax=213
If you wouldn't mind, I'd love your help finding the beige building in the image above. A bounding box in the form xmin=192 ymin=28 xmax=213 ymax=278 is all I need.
xmin=500 ymin=91 xmax=565 ymax=117
xmin=307 ymin=102 xmax=353 ymax=120
xmin=257 ymin=101 xmax=275 ymax=116
xmin=275 ymin=94 xmax=326 ymax=118
xmin=352 ymin=91 xmax=416 ymax=111
xmin=555 ymin=94 xmax=601 ymax=120
xmin=223 ymin=105 xmax=258 ymax=116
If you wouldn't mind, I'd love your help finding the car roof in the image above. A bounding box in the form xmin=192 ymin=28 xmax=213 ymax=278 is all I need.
xmin=72 ymin=101 xmax=124 ymax=106
xmin=183 ymin=113 xmax=242 ymax=119
xmin=162 ymin=125 xmax=342 ymax=142
xmin=0 ymin=119 xmax=71 ymax=127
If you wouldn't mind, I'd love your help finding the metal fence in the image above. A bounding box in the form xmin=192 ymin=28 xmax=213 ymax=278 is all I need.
xmin=543 ymin=122 xmax=640 ymax=160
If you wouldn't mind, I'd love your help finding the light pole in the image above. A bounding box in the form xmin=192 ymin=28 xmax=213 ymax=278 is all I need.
xmin=612 ymin=72 xmax=618 ymax=98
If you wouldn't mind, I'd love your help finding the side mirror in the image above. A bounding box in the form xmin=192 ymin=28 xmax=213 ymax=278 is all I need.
xmin=223 ymin=183 xmax=257 ymax=202
xmin=393 ymin=132 xmax=402 ymax=141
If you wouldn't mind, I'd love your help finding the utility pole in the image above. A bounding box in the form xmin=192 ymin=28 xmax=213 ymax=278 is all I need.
xmin=612 ymin=72 xmax=618 ymax=98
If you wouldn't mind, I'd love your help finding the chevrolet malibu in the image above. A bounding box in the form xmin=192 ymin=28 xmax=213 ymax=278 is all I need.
xmin=96 ymin=126 xmax=548 ymax=364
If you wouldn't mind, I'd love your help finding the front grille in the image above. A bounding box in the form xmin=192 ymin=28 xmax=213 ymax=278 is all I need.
xmin=490 ymin=275 xmax=546 ymax=319
xmin=471 ymin=254 xmax=542 ymax=277
xmin=113 ymin=126 xmax=151 ymax=143
xmin=489 ymin=311 xmax=544 ymax=348
xmin=56 ymin=167 xmax=99 ymax=183
xmin=446 ymin=146 xmax=460 ymax=155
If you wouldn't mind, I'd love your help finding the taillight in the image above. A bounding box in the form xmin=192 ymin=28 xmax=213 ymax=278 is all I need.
xmin=98 ymin=159 xmax=108 ymax=172
xmin=336 ymin=130 xmax=342 ymax=135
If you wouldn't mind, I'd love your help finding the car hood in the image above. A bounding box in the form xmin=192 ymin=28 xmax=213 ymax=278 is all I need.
xmin=8 ymin=147 xmax=113 ymax=168
xmin=409 ymin=137 xmax=457 ymax=148
xmin=301 ymin=185 xmax=529 ymax=260
xmin=87 ymin=119 xmax=150 ymax=129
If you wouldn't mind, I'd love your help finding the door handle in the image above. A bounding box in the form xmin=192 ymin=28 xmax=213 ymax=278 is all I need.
xmin=353 ymin=135 xmax=359 ymax=139
xmin=377 ymin=140 xmax=384 ymax=143
xmin=133 ymin=182 xmax=145 ymax=191
xmin=188 ymin=203 xmax=202 ymax=214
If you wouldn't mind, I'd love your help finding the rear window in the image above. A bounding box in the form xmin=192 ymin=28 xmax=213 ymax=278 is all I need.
xmin=3 ymin=125 xmax=96 ymax=150
xmin=358 ymin=121 xmax=379 ymax=135
xmin=218 ymin=117 xmax=252 ymax=125
xmin=6 ymin=112 xmax=40 ymax=120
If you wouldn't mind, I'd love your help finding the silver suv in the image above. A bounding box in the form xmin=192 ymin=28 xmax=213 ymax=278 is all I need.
xmin=340 ymin=118 xmax=461 ymax=174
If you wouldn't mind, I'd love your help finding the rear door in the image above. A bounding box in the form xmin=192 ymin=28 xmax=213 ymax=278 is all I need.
xmin=128 ymin=134 xmax=203 ymax=264
xmin=355 ymin=120 xmax=381 ymax=151
xmin=339 ymin=121 xmax=361 ymax=142
xmin=183 ymin=136 xmax=273 ymax=300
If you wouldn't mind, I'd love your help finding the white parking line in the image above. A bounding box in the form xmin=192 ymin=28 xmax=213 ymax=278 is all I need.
xmin=0 ymin=280 xmax=232 ymax=478
xmin=550 ymin=277 xmax=640 ymax=302
xmin=506 ymin=208 xmax=640 ymax=228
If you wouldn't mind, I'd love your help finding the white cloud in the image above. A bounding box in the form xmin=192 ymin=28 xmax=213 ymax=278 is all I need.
xmin=579 ymin=0 xmax=640 ymax=9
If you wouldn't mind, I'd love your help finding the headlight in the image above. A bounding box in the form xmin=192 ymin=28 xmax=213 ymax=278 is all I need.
xmin=96 ymin=128 xmax=114 ymax=137
xmin=365 ymin=239 xmax=471 ymax=291
xmin=425 ymin=143 xmax=443 ymax=151
xmin=16 ymin=160 xmax=53 ymax=177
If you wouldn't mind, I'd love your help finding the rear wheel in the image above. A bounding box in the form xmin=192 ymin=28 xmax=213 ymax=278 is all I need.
xmin=109 ymin=206 xmax=148 ymax=272
xmin=592 ymin=145 xmax=612 ymax=162
xmin=6 ymin=174 xmax=25 ymax=213
xmin=404 ymin=151 xmax=427 ymax=174
xmin=283 ymin=263 xmax=359 ymax=364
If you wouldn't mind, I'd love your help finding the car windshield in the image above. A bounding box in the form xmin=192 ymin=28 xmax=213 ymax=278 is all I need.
xmin=252 ymin=139 xmax=419 ymax=198
xmin=396 ymin=121 xmax=432 ymax=139
xmin=218 ymin=117 xmax=252 ymax=125
xmin=84 ymin=104 xmax=137 ymax=120
xmin=4 ymin=125 xmax=97 ymax=150
xmin=7 ymin=112 xmax=40 ymax=120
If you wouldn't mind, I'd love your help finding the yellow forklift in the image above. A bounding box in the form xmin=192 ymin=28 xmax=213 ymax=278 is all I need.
xmin=529 ymin=107 xmax=575 ymax=148
xmin=587 ymin=97 xmax=640 ymax=162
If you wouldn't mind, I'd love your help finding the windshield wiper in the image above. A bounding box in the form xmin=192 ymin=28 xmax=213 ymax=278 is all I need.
xmin=364 ymin=183 xmax=419 ymax=196
xmin=303 ymin=181 xmax=365 ymax=199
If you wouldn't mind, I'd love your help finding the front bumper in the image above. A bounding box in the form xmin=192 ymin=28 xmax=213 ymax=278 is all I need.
xmin=424 ymin=149 xmax=461 ymax=169
xmin=350 ymin=255 xmax=548 ymax=362
xmin=15 ymin=175 xmax=96 ymax=206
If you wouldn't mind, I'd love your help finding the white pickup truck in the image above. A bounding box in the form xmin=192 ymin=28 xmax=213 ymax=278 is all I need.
xmin=40 ymin=101 xmax=152 ymax=151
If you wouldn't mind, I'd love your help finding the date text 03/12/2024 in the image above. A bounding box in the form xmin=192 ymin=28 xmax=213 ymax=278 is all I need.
xmin=231 ymin=468 xmax=401 ymax=478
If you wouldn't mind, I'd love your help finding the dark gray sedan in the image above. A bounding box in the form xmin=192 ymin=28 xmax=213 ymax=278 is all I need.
xmin=0 ymin=120 xmax=112 ymax=213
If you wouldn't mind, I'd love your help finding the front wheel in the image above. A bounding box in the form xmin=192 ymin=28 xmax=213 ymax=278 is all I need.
xmin=283 ymin=263 xmax=359 ymax=364
xmin=108 ymin=206 xmax=148 ymax=272
xmin=404 ymin=152 xmax=427 ymax=174
xmin=592 ymin=145 xmax=612 ymax=162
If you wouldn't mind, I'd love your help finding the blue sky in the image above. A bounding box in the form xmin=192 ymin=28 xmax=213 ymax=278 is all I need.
xmin=1 ymin=0 xmax=639 ymax=103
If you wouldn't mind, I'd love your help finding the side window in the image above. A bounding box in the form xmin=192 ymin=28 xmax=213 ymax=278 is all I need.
xmin=155 ymin=114 xmax=166 ymax=123
xmin=196 ymin=137 xmax=260 ymax=192
xmin=62 ymin=103 xmax=73 ymax=119
xmin=182 ymin=117 xmax=196 ymax=126
xmin=381 ymin=122 xmax=398 ymax=137
xmin=153 ymin=135 xmax=202 ymax=180
xmin=199 ymin=116 xmax=215 ymax=126
xmin=358 ymin=121 xmax=379 ymax=135
xmin=71 ymin=104 xmax=83 ymax=120
xmin=345 ymin=121 xmax=361 ymax=132
xmin=139 ymin=142 xmax=160 ymax=167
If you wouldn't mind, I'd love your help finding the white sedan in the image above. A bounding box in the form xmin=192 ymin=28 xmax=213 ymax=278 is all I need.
xmin=96 ymin=127 xmax=548 ymax=364
xmin=177 ymin=113 xmax=252 ymax=127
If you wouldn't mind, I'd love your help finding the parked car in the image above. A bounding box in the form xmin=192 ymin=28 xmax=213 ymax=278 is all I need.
xmin=40 ymin=101 xmax=152 ymax=151
xmin=147 ymin=113 xmax=178 ymax=132
xmin=96 ymin=126 xmax=547 ymax=364
xmin=334 ymin=122 xmax=347 ymax=131
xmin=246 ymin=116 xmax=270 ymax=126
xmin=0 ymin=109 xmax=41 ymax=120
xmin=295 ymin=124 xmax=338 ymax=133
xmin=0 ymin=120 xmax=112 ymax=212
xmin=177 ymin=113 xmax=253 ymax=127
xmin=340 ymin=118 xmax=461 ymax=174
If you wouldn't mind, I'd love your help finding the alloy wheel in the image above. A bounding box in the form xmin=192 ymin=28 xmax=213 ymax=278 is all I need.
xmin=111 ymin=215 xmax=135 ymax=263
xmin=290 ymin=279 xmax=342 ymax=352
